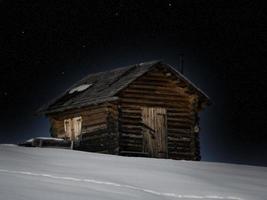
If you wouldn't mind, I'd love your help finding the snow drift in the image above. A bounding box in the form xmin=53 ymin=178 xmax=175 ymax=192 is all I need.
xmin=0 ymin=144 xmax=266 ymax=200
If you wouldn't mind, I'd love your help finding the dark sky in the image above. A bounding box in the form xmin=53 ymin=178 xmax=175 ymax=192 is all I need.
xmin=1 ymin=1 xmax=267 ymax=166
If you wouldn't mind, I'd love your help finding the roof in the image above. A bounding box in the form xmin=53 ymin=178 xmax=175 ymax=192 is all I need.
xmin=38 ymin=60 xmax=210 ymax=114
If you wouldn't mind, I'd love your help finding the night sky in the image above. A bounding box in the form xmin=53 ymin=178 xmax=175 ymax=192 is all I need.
xmin=1 ymin=1 xmax=267 ymax=166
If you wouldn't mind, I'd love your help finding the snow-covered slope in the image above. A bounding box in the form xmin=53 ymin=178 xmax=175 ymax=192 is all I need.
xmin=0 ymin=145 xmax=266 ymax=200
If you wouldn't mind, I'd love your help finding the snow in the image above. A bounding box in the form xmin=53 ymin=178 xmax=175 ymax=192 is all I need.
xmin=0 ymin=144 xmax=18 ymax=147
xmin=69 ymin=84 xmax=92 ymax=94
xmin=34 ymin=137 xmax=64 ymax=140
xmin=26 ymin=137 xmax=64 ymax=142
xmin=26 ymin=138 xmax=34 ymax=143
xmin=0 ymin=145 xmax=266 ymax=200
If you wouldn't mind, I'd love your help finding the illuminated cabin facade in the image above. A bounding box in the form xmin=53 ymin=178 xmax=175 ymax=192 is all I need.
xmin=39 ymin=61 xmax=210 ymax=160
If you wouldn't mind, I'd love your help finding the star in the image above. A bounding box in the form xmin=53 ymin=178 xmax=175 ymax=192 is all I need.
xmin=168 ymin=2 xmax=172 ymax=7
xmin=82 ymin=44 xmax=86 ymax=48
xmin=21 ymin=30 xmax=25 ymax=34
xmin=115 ymin=12 xmax=119 ymax=16
xmin=3 ymin=92 xmax=8 ymax=96
xmin=61 ymin=71 xmax=65 ymax=75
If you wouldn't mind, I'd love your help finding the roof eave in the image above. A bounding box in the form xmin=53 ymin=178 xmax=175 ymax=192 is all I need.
xmin=162 ymin=63 xmax=211 ymax=104
xmin=40 ymin=96 xmax=119 ymax=115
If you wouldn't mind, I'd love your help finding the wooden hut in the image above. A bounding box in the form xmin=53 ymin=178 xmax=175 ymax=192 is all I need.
xmin=38 ymin=61 xmax=210 ymax=160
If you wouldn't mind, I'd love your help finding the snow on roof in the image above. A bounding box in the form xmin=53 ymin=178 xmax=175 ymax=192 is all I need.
xmin=26 ymin=138 xmax=34 ymax=143
xmin=26 ymin=137 xmax=64 ymax=143
xmin=34 ymin=137 xmax=64 ymax=141
xmin=69 ymin=84 xmax=92 ymax=94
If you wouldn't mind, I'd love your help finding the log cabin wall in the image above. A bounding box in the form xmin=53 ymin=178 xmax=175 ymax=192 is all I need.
xmin=106 ymin=102 xmax=120 ymax=154
xmin=47 ymin=102 xmax=119 ymax=154
xmin=117 ymin=65 xmax=201 ymax=160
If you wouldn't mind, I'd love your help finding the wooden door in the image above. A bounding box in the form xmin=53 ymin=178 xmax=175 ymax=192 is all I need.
xmin=64 ymin=119 xmax=72 ymax=139
xmin=72 ymin=117 xmax=82 ymax=139
xmin=64 ymin=117 xmax=82 ymax=141
xmin=142 ymin=107 xmax=167 ymax=158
